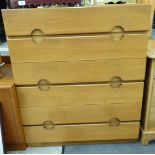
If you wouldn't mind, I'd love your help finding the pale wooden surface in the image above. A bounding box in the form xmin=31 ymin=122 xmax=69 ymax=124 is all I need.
xmin=148 ymin=107 xmax=155 ymax=130
xmin=147 ymin=40 xmax=155 ymax=58
xmin=151 ymin=80 xmax=155 ymax=107
xmin=8 ymin=34 xmax=148 ymax=63
xmin=141 ymin=130 xmax=155 ymax=145
xmin=136 ymin=0 xmax=154 ymax=36
xmin=23 ymin=122 xmax=140 ymax=143
xmin=2 ymin=5 xmax=151 ymax=36
xmin=12 ymin=59 xmax=146 ymax=85
xmin=2 ymin=5 xmax=150 ymax=145
xmin=141 ymin=40 xmax=155 ymax=145
xmin=17 ymin=82 xmax=144 ymax=108
xmin=20 ymin=101 xmax=142 ymax=125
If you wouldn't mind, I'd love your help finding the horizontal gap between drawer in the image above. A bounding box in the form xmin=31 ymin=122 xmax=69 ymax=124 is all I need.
xmin=12 ymin=58 xmax=147 ymax=64
xmin=22 ymin=120 xmax=139 ymax=127
xmin=19 ymin=102 xmax=139 ymax=108
xmin=16 ymin=80 xmax=144 ymax=87
xmin=8 ymin=31 xmax=148 ymax=39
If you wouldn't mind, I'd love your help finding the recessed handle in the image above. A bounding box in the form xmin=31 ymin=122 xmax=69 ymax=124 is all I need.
xmin=38 ymin=79 xmax=50 ymax=91
xmin=43 ymin=120 xmax=55 ymax=130
xmin=111 ymin=26 xmax=124 ymax=41
xmin=31 ymin=29 xmax=44 ymax=44
xmin=109 ymin=118 xmax=120 ymax=127
xmin=110 ymin=76 xmax=122 ymax=88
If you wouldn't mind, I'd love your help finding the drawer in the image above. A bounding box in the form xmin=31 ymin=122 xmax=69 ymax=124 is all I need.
xmin=8 ymin=34 xmax=148 ymax=63
xmin=2 ymin=5 xmax=151 ymax=36
xmin=12 ymin=59 xmax=146 ymax=85
xmin=23 ymin=122 xmax=140 ymax=143
xmin=20 ymin=102 xmax=142 ymax=125
xmin=17 ymin=82 xmax=144 ymax=107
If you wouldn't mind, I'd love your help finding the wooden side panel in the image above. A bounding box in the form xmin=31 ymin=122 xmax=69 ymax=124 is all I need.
xmin=0 ymin=65 xmax=26 ymax=150
xmin=8 ymin=86 xmax=26 ymax=150
xmin=12 ymin=59 xmax=146 ymax=85
xmin=151 ymin=80 xmax=155 ymax=107
xmin=2 ymin=5 xmax=151 ymax=36
xmin=0 ymin=88 xmax=26 ymax=150
xmin=20 ymin=102 xmax=142 ymax=125
xmin=23 ymin=122 xmax=140 ymax=143
xmin=17 ymin=83 xmax=144 ymax=107
xmin=8 ymin=34 xmax=148 ymax=63
xmin=148 ymin=107 xmax=155 ymax=130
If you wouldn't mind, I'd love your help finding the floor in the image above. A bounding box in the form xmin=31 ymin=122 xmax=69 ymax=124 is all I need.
xmin=7 ymin=141 xmax=155 ymax=154
xmin=7 ymin=146 xmax=62 ymax=154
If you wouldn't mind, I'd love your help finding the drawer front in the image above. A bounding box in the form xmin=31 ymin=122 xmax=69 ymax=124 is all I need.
xmin=2 ymin=5 xmax=151 ymax=36
xmin=12 ymin=59 xmax=146 ymax=85
xmin=8 ymin=34 xmax=148 ymax=63
xmin=17 ymin=82 xmax=144 ymax=107
xmin=20 ymin=102 xmax=142 ymax=125
xmin=23 ymin=122 xmax=140 ymax=143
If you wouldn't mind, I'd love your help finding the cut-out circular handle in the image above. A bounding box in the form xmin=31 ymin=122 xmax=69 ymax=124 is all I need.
xmin=43 ymin=121 xmax=55 ymax=130
xmin=110 ymin=76 xmax=122 ymax=88
xmin=31 ymin=29 xmax=44 ymax=44
xmin=111 ymin=26 xmax=125 ymax=41
xmin=38 ymin=79 xmax=50 ymax=91
xmin=109 ymin=118 xmax=120 ymax=127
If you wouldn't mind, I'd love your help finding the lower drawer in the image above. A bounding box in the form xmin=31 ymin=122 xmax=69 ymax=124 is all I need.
xmin=23 ymin=122 xmax=140 ymax=144
xmin=20 ymin=102 xmax=142 ymax=125
xmin=17 ymin=82 xmax=144 ymax=107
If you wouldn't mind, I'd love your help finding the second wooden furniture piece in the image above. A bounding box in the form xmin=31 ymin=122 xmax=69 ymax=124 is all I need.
xmin=141 ymin=40 xmax=155 ymax=145
xmin=0 ymin=64 xmax=26 ymax=150
xmin=2 ymin=4 xmax=151 ymax=146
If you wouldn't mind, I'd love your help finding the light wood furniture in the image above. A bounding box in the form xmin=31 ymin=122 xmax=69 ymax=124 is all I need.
xmin=137 ymin=0 xmax=155 ymax=10
xmin=141 ymin=40 xmax=155 ymax=145
xmin=2 ymin=4 xmax=151 ymax=145
xmin=0 ymin=64 xmax=26 ymax=150
xmin=136 ymin=0 xmax=154 ymax=35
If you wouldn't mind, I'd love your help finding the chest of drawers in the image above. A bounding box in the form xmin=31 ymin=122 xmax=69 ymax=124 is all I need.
xmin=2 ymin=4 xmax=151 ymax=145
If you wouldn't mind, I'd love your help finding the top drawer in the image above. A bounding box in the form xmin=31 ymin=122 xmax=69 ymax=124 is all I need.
xmin=2 ymin=4 xmax=151 ymax=36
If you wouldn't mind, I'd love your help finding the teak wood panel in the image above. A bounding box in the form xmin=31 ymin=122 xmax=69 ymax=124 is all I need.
xmin=0 ymin=89 xmax=23 ymax=149
xmin=2 ymin=5 xmax=151 ymax=36
xmin=23 ymin=122 xmax=140 ymax=143
xmin=17 ymin=82 xmax=144 ymax=107
xmin=12 ymin=59 xmax=146 ymax=85
xmin=0 ymin=65 xmax=26 ymax=150
xmin=20 ymin=102 xmax=142 ymax=125
xmin=8 ymin=34 xmax=148 ymax=63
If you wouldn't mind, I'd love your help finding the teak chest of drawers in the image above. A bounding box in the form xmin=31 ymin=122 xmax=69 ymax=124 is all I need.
xmin=2 ymin=4 xmax=151 ymax=145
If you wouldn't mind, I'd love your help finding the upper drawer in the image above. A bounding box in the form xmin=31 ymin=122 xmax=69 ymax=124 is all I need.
xmin=8 ymin=34 xmax=148 ymax=63
xmin=2 ymin=5 xmax=151 ymax=36
xmin=12 ymin=59 xmax=146 ymax=85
